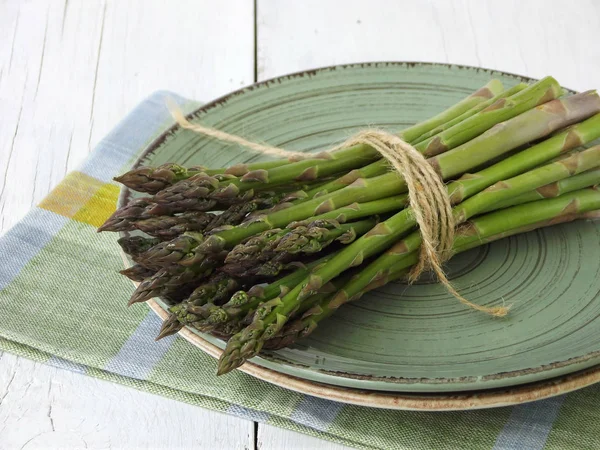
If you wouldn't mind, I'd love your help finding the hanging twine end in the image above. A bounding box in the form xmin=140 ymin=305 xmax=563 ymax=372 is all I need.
xmin=468 ymin=303 xmax=512 ymax=318
xmin=487 ymin=305 xmax=511 ymax=318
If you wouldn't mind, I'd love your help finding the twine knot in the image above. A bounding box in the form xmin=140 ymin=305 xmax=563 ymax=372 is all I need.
xmin=167 ymin=100 xmax=508 ymax=317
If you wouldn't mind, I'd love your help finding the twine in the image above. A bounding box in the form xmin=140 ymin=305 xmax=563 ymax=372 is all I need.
xmin=166 ymin=98 xmax=307 ymax=160
xmin=167 ymin=100 xmax=508 ymax=317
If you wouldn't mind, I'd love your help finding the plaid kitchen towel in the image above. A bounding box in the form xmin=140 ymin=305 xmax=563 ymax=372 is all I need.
xmin=0 ymin=91 xmax=598 ymax=450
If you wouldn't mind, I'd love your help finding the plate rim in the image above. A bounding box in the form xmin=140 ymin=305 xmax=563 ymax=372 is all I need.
xmin=118 ymin=61 xmax=599 ymax=406
xmin=145 ymin=296 xmax=600 ymax=411
xmin=120 ymin=250 xmax=600 ymax=411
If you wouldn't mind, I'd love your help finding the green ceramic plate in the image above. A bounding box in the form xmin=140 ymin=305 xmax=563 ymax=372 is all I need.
xmin=121 ymin=62 xmax=600 ymax=393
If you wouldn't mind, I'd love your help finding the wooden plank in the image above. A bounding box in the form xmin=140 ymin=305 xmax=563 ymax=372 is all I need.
xmin=88 ymin=0 xmax=256 ymax=147
xmin=0 ymin=0 xmax=256 ymax=235
xmin=258 ymin=424 xmax=350 ymax=450
xmin=257 ymin=0 xmax=600 ymax=91
xmin=0 ymin=353 xmax=255 ymax=449
xmin=0 ymin=0 xmax=255 ymax=448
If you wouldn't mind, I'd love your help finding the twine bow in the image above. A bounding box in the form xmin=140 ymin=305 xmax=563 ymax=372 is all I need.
xmin=167 ymin=99 xmax=508 ymax=317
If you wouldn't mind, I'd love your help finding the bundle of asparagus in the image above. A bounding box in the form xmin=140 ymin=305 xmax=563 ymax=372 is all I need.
xmin=100 ymin=76 xmax=600 ymax=375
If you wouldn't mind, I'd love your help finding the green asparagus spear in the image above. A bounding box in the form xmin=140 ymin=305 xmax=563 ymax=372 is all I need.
xmin=477 ymin=168 xmax=600 ymax=213
xmin=447 ymin=113 xmax=600 ymax=203
xmin=156 ymin=256 xmax=332 ymax=340
xmin=119 ymin=264 xmax=156 ymax=282
xmin=275 ymin=218 xmax=378 ymax=254
xmin=415 ymin=77 xmax=562 ymax=157
xmin=196 ymin=92 xmax=600 ymax=255
xmin=294 ymin=79 xmax=561 ymax=201
xmin=117 ymin=236 xmax=161 ymax=257
xmin=98 ymin=198 xmax=176 ymax=232
xmin=128 ymin=251 xmax=226 ymax=305
xmin=325 ymin=146 xmax=600 ymax=306
xmin=264 ymin=188 xmax=600 ymax=350
xmin=133 ymin=212 xmax=216 ymax=239
xmin=132 ymin=81 xmax=504 ymax=205
xmin=114 ymin=164 xmax=210 ymax=194
xmin=295 ymin=84 xmax=533 ymax=201
xmin=115 ymin=160 xmax=316 ymax=194
xmin=286 ymin=195 xmax=409 ymax=226
xmin=195 ymin=273 xmax=240 ymax=303
xmin=153 ymin=145 xmax=381 ymax=205
xmin=410 ymin=83 xmax=528 ymax=144
xmin=138 ymin=232 xmax=205 ymax=266
xmin=215 ymin=144 xmax=600 ymax=374
xmin=397 ymin=79 xmax=505 ymax=143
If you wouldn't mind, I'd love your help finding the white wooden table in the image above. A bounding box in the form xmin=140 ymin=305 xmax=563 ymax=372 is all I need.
xmin=0 ymin=1 xmax=598 ymax=448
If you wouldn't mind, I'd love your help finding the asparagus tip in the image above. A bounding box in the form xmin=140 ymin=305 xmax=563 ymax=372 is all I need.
xmin=97 ymin=220 xmax=114 ymax=232
xmin=216 ymin=357 xmax=244 ymax=376
xmin=156 ymin=315 xmax=183 ymax=340
xmin=127 ymin=293 xmax=148 ymax=306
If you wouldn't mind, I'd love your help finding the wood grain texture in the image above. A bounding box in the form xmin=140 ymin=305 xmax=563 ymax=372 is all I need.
xmin=0 ymin=0 xmax=254 ymax=235
xmin=258 ymin=424 xmax=349 ymax=450
xmin=0 ymin=0 xmax=256 ymax=449
xmin=257 ymin=0 xmax=600 ymax=91
xmin=0 ymin=353 xmax=254 ymax=450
